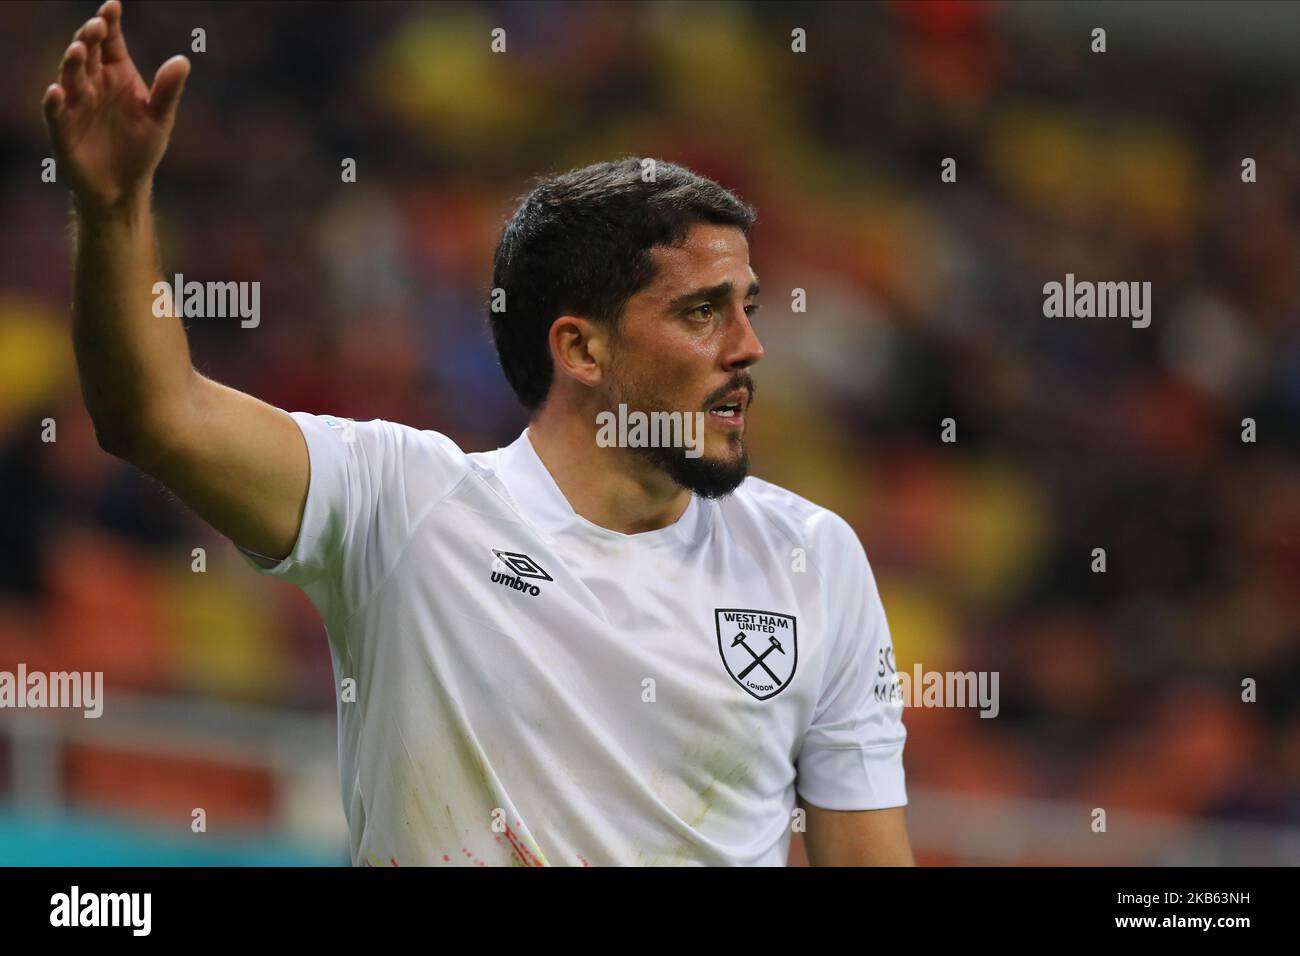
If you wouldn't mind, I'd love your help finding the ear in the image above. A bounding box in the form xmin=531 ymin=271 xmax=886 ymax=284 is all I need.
xmin=549 ymin=314 xmax=609 ymax=390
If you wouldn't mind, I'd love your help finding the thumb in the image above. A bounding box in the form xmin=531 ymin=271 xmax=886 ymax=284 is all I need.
xmin=42 ymin=83 xmax=67 ymax=132
xmin=147 ymin=55 xmax=190 ymax=127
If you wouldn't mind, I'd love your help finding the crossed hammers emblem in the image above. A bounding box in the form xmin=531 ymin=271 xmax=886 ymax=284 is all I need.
xmin=730 ymin=631 xmax=787 ymax=686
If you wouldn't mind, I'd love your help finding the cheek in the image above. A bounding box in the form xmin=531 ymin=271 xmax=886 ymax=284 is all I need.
xmin=618 ymin=334 xmax=704 ymax=395
xmin=662 ymin=326 xmax=720 ymax=372
xmin=645 ymin=355 xmax=706 ymax=406
xmin=609 ymin=316 xmax=729 ymax=413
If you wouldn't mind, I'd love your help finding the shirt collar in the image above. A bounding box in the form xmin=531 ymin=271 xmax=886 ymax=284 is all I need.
xmin=496 ymin=428 xmax=710 ymax=548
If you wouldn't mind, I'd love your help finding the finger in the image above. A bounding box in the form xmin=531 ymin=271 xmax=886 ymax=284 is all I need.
xmin=97 ymin=0 xmax=129 ymax=65
xmin=42 ymin=84 xmax=67 ymax=129
xmin=147 ymin=55 xmax=190 ymax=127
xmin=60 ymin=41 xmax=89 ymax=104
xmin=77 ymin=17 xmax=107 ymax=77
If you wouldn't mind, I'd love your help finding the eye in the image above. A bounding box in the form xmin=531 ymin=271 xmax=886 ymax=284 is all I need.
xmin=685 ymin=301 xmax=759 ymax=323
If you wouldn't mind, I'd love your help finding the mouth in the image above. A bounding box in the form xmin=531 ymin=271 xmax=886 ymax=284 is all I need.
xmin=706 ymin=389 xmax=749 ymax=429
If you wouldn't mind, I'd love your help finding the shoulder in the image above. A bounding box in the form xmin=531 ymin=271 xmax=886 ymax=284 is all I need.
xmin=291 ymin=412 xmax=463 ymax=457
xmin=289 ymin=412 xmax=473 ymax=495
xmin=721 ymin=475 xmax=866 ymax=565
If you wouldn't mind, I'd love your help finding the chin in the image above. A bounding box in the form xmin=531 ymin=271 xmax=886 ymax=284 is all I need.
xmin=653 ymin=441 xmax=749 ymax=499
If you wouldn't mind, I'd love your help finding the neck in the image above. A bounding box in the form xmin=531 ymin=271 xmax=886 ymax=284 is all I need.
xmin=527 ymin=405 xmax=691 ymax=535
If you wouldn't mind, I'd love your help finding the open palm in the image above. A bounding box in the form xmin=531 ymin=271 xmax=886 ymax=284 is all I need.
xmin=42 ymin=1 xmax=189 ymax=213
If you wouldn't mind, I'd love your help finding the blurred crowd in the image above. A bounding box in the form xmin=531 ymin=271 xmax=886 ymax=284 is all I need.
xmin=0 ymin=0 xmax=1297 ymax=852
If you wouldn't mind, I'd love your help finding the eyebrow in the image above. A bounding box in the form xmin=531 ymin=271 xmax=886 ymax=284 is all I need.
xmin=665 ymin=278 xmax=761 ymax=313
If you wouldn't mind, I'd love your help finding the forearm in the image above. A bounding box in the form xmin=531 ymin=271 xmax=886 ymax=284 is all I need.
xmin=72 ymin=187 xmax=197 ymax=462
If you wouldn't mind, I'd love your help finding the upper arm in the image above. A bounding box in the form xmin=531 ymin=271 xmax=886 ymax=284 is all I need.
xmin=793 ymin=516 xmax=912 ymax=865
xmin=139 ymin=373 xmax=309 ymax=561
xmin=794 ymin=513 xmax=908 ymax=811
xmin=153 ymin=395 xmax=470 ymax=636
xmin=798 ymin=798 xmax=914 ymax=866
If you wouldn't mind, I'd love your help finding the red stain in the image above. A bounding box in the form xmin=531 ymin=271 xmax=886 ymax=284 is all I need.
xmin=390 ymin=857 xmax=399 ymax=867
xmin=442 ymin=854 xmax=451 ymax=862
xmin=502 ymin=823 xmax=544 ymax=867
xmin=577 ymin=855 xmax=589 ymax=867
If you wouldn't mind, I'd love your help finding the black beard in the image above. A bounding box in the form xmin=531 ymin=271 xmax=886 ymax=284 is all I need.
xmin=605 ymin=362 xmax=755 ymax=499
xmin=630 ymin=434 xmax=749 ymax=499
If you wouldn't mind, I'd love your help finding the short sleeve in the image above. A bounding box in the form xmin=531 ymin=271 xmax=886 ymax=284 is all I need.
xmin=235 ymin=411 xmax=467 ymax=624
xmin=795 ymin=515 xmax=908 ymax=811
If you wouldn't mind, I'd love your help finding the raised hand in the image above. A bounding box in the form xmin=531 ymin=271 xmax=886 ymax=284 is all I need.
xmin=42 ymin=0 xmax=190 ymax=215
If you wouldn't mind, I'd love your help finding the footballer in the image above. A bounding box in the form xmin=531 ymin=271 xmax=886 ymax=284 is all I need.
xmin=44 ymin=1 xmax=913 ymax=866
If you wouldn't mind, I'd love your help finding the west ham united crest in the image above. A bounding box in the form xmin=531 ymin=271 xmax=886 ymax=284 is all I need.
xmin=716 ymin=608 xmax=798 ymax=701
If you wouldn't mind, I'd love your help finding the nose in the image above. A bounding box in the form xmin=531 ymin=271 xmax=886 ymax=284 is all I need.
xmin=724 ymin=303 xmax=764 ymax=371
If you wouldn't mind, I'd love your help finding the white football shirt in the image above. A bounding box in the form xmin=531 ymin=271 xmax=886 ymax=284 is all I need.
xmin=238 ymin=412 xmax=907 ymax=866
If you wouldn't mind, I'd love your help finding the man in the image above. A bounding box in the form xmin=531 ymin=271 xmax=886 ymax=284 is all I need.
xmin=44 ymin=1 xmax=912 ymax=866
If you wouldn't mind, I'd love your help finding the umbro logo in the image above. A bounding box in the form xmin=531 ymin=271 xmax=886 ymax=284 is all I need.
xmin=490 ymin=549 xmax=552 ymax=598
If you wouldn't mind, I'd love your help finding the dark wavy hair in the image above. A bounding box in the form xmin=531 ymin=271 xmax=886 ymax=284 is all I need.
xmin=489 ymin=157 xmax=757 ymax=412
